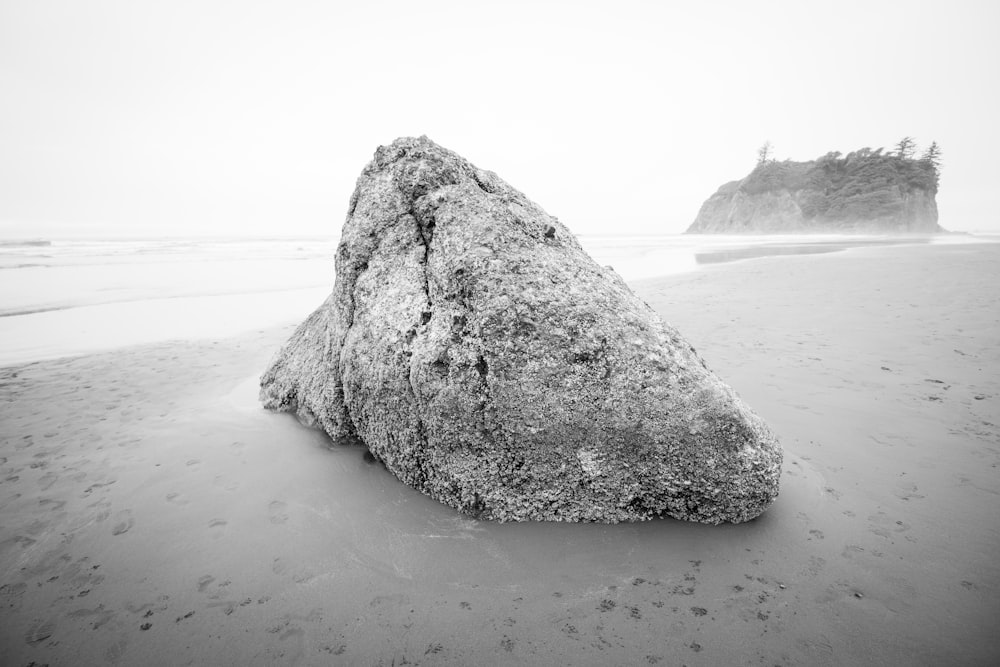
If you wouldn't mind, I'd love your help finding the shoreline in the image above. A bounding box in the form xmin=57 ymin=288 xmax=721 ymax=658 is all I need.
xmin=0 ymin=287 xmax=329 ymax=368
xmin=2 ymin=233 xmax=997 ymax=369
xmin=1 ymin=242 xmax=998 ymax=665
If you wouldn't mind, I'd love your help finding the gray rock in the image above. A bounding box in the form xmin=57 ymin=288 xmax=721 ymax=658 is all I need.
xmin=261 ymin=136 xmax=782 ymax=524
xmin=687 ymin=148 xmax=941 ymax=234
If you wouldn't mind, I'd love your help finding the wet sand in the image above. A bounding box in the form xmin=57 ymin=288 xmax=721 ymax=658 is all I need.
xmin=1 ymin=242 xmax=999 ymax=665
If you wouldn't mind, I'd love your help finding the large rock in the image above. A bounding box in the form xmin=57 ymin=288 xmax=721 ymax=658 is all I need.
xmin=261 ymin=136 xmax=782 ymax=524
xmin=687 ymin=148 xmax=941 ymax=233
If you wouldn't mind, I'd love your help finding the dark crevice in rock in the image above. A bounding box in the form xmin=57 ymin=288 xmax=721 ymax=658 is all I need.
xmin=474 ymin=353 xmax=489 ymax=397
xmin=472 ymin=170 xmax=498 ymax=195
xmin=406 ymin=201 xmax=439 ymax=460
xmin=338 ymin=226 xmax=381 ymax=333
xmin=450 ymin=314 xmax=467 ymax=343
xmin=430 ymin=359 xmax=449 ymax=378
xmin=570 ymin=338 xmax=612 ymax=380
xmin=346 ymin=189 xmax=360 ymax=219
xmin=339 ymin=245 xmax=373 ymax=442
xmin=332 ymin=212 xmax=391 ymax=447
xmin=472 ymin=353 xmax=491 ymax=439
xmin=412 ymin=207 xmax=435 ymax=311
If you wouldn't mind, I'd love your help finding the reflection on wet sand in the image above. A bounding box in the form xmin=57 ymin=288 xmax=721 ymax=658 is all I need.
xmin=695 ymin=237 xmax=932 ymax=265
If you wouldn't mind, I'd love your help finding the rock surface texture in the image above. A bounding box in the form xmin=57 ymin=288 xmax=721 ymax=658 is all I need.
xmin=261 ymin=136 xmax=782 ymax=524
xmin=687 ymin=149 xmax=941 ymax=233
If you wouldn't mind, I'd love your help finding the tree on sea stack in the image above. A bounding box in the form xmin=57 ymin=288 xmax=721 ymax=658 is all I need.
xmin=260 ymin=136 xmax=783 ymax=524
xmin=756 ymin=141 xmax=773 ymax=165
xmin=894 ymin=136 xmax=916 ymax=159
xmin=921 ymin=141 xmax=942 ymax=183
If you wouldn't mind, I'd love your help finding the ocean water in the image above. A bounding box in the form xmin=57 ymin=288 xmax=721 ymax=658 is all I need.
xmin=0 ymin=232 xmax=990 ymax=366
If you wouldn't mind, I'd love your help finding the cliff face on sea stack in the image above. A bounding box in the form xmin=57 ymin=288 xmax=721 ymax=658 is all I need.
xmin=687 ymin=149 xmax=941 ymax=233
xmin=260 ymin=136 xmax=782 ymax=524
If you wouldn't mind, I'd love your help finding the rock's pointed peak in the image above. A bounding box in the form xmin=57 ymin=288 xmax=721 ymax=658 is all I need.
xmin=345 ymin=136 xmax=514 ymax=221
xmin=262 ymin=138 xmax=782 ymax=524
xmin=364 ymin=136 xmax=473 ymax=179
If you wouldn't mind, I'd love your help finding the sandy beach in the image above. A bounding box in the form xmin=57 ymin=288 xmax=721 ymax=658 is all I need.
xmin=2 ymin=240 xmax=998 ymax=666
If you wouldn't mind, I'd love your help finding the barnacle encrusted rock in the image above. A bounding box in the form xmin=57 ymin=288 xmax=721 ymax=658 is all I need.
xmin=260 ymin=136 xmax=782 ymax=524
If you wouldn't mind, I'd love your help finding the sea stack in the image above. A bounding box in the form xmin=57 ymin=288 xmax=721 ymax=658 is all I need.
xmin=260 ymin=136 xmax=782 ymax=524
xmin=687 ymin=147 xmax=941 ymax=233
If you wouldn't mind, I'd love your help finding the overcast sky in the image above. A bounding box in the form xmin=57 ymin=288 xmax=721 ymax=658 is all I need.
xmin=1 ymin=0 xmax=997 ymax=238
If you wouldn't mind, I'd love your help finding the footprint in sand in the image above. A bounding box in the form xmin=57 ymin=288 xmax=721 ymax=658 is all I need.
xmin=269 ymin=500 xmax=289 ymax=524
xmin=802 ymin=556 xmax=827 ymax=576
xmin=272 ymin=558 xmax=315 ymax=584
xmin=68 ymin=605 xmax=115 ymax=630
xmin=808 ymin=529 xmax=825 ymax=540
xmin=868 ymin=511 xmax=911 ymax=539
xmin=25 ymin=618 xmax=55 ymax=645
xmin=197 ymin=575 xmax=215 ymax=593
xmin=105 ymin=637 xmax=128 ymax=664
xmin=111 ymin=510 xmax=134 ymax=536
xmin=208 ymin=519 xmax=228 ymax=537
xmin=83 ymin=479 xmax=117 ymax=496
xmin=1 ymin=582 xmax=28 ymax=612
xmin=39 ymin=498 xmax=67 ymax=512
xmin=894 ymin=482 xmax=925 ymax=502
xmin=213 ymin=475 xmax=240 ymax=492
xmin=869 ymin=527 xmax=889 ymax=539
xmin=38 ymin=471 xmax=59 ymax=491
xmin=91 ymin=499 xmax=113 ymax=523
xmin=208 ymin=600 xmax=239 ymax=616
xmin=166 ymin=492 xmax=189 ymax=506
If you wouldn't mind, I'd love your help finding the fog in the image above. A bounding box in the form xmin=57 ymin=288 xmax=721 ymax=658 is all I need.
xmin=1 ymin=0 xmax=998 ymax=238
